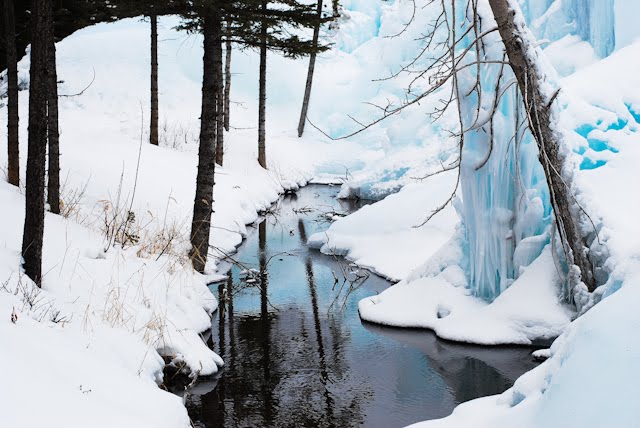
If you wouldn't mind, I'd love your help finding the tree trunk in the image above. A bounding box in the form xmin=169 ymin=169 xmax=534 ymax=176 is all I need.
xmin=3 ymin=0 xmax=19 ymax=187
xmin=46 ymin=2 xmax=60 ymax=215
xmin=257 ymin=0 xmax=267 ymax=169
xmin=215 ymin=34 xmax=225 ymax=166
xmin=150 ymin=13 xmax=159 ymax=146
xmin=332 ymin=0 xmax=339 ymax=17
xmin=22 ymin=0 xmax=48 ymax=285
xmin=297 ymin=0 xmax=323 ymax=137
xmin=488 ymin=0 xmax=595 ymax=291
xmin=224 ymin=26 xmax=232 ymax=132
xmin=189 ymin=11 xmax=221 ymax=273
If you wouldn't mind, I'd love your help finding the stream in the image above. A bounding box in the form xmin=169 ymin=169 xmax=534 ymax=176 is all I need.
xmin=185 ymin=184 xmax=539 ymax=428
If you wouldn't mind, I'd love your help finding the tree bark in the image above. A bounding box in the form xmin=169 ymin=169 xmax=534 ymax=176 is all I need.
xmin=190 ymin=11 xmax=221 ymax=273
xmin=488 ymin=0 xmax=595 ymax=291
xmin=46 ymin=2 xmax=60 ymax=215
xmin=224 ymin=26 xmax=232 ymax=132
xmin=332 ymin=0 xmax=339 ymax=17
xmin=22 ymin=0 xmax=48 ymax=285
xmin=257 ymin=0 xmax=268 ymax=169
xmin=297 ymin=0 xmax=323 ymax=137
xmin=3 ymin=0 xmax=19 ymax=187
xmin=150 ymin=13 xmax=159 ymax=146
xmin=215 ymin=33 xmax=225 ymax=166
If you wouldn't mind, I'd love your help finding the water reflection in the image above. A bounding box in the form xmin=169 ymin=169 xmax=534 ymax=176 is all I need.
xmin=186 ymin=185 xmax=539 ymax=428
xmin=362 ymin=323 xmax=537 ymax=405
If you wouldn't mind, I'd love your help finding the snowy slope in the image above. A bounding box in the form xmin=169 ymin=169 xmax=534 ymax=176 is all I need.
xmin=308 ymin=172 xmax=459 ymax=281
xmin=2 ymin=0 xmax=639 ymax=426
xmin=0 ymin=5 xmax=429 ymax=426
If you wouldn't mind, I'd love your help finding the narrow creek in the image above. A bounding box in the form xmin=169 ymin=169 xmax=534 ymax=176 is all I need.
xmin=185 ymin=184 xmax=539 ymax=427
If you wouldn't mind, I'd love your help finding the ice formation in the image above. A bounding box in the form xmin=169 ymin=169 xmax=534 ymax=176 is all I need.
xmin=322 ymin=0 xmax=627 ymax=300
xmin=456 ymin=0 xmax=622 ymax=301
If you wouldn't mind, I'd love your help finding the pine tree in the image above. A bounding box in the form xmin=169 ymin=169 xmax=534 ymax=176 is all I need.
xmin=257 ymin=0 xmax=268 ymax=168
xmin=224 ymin=29 xmax=232 ymax=132
xmin=215 ymin=29 xmax=225 ymax=166
xmin=150 ymin=12 xmax=159 ymax=146
xmin=22 ymin=0 xmax=49 ymax=285
xmin=3 ymin=0 xmax=19 ymax=186
xmin=46 ymin=1 xmax=61 ymax=214
xmin=189 ymin=3 xmax=222 ymax=273
xmin=297 ymin=0 xmax=324 ymax=138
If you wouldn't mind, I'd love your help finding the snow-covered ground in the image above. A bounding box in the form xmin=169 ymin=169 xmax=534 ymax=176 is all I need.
xmin=2 ymin=0 xmax=640 ymax=426
xmin=307 ymin=1 xmax=640 ymax=427
xmin=409 ymin=39 xmax=640 ymax=428
xmin=0 ymin=4 xmax=427 ymax=426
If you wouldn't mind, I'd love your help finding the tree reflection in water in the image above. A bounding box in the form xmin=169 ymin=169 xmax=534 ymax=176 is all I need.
xmin=185 ymin=185 xmax=539 ymax=428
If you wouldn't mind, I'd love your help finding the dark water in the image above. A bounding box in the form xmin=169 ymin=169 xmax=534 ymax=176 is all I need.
xmin=187 ymin=185 xmax=539 ymax=428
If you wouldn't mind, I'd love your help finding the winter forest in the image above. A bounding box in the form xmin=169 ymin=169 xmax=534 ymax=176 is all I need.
xmin=1 ymin=0 xmax=638 ymax=427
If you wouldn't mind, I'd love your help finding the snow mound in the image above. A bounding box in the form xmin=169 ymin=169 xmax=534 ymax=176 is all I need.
xmin=359 ymin=245 xmax=574 ymax=346
xmin=308 ymin=172 xmax=459 ymax=281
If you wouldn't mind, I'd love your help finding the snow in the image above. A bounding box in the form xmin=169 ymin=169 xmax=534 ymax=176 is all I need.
xmin=543 ymin=35 xmax=599 ymax=77
xmin=359 ymin=242 xmax=574 ymax=345
xmin=308 ymin=172 xmax=459 ymax=281
xmin=0 ymin=182 xmax=215 ymax=428
xmin=0 ymin=6 xmax=398 ymax=426
xmin=306 ymin=1 xmax=640 ymax=427
xmin=1 ymin=0 xmax=640 ymax=426
xmin=411 ymin=264 xmax=640 ymax=428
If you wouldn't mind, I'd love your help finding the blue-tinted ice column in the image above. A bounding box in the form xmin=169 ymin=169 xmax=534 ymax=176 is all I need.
xmin=455 ymin=0 xmax=551 ymax=301
xmin=453 ymin=0 xmax=617 ymax=301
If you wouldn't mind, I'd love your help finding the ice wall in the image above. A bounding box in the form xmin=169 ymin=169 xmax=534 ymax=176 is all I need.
xmin=457 ymin=0 xmax=618 ymax=301
xmin=321 ymin=0 xmax=620 ymax=299
xmin=528 ymin=0 xmax=615 ymax=58
xmin=456 ymin=1 xmax=551 ymax=301
xmin=614 ymin=0 xmax=640 ymax=50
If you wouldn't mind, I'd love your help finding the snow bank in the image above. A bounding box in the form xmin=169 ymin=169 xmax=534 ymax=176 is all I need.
xmin=308 ymin=172 xmax=459 ymax=281
xmin=360 ymin=245 xmax=574 ymax=345
xmin=0 ymin=9 xmax=388 ymax=426
xmin=411 ymin=28 xmax=640 ymax=428
xmin=411 ymin=263 xmax=640 ymax=428
xmin=0 ymin=180 xmax=211 ymax=427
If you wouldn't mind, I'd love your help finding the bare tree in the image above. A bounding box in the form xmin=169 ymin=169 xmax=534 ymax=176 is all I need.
xmin=3 ymin=0 xmax=19 ymax=186
xmin=488 ymin=0 xmax=595 ymax=290
xmin=297 ymin=0 xmax=323 ymax=137
xmin=150 ymin=13 xmax=159 ymax=146
xmin=22 ymin=0 xmax=49 ymax=285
